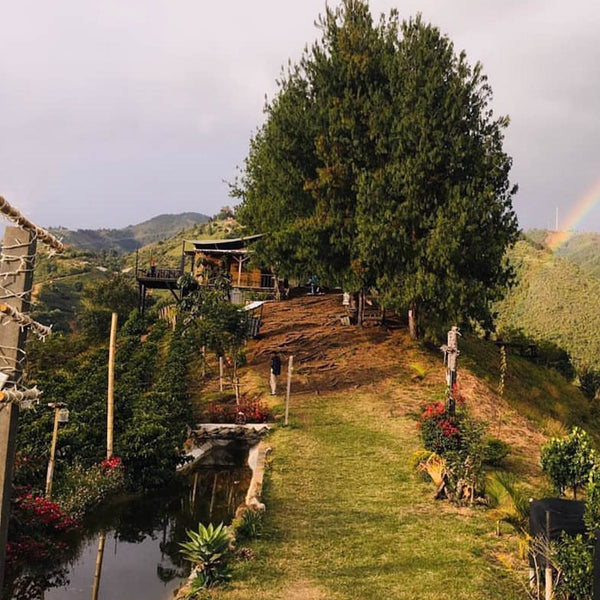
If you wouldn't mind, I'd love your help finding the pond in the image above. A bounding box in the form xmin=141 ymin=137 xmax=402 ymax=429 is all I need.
xmin=4 ymin=445 xmax=253 ymax=600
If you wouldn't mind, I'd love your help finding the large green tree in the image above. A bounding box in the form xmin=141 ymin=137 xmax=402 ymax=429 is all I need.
xmin=234 ymin=1 xmax=518 ymax=338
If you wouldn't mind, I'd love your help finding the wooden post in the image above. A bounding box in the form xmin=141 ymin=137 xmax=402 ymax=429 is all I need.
xmin=545 ymin=510 xmax=553 ymax=600
xmin=285 ymin=355 xmax=293 ymax=426
xmin=45 ymin=407 xmax=60 ymax=499
xmin=219 ymin=356 xmax=224 ymax=392
xmin=191 ymin=471 xmax=199 ymax=509
xmin=91 ymin=531 xmax=106 ymax=600
xmin=107 ymin=312 xmax=118 ymax=460
xmin=180 ymin=240 xmax=186 ymax=275
xmin=209 ymin=473 xmax=218 ymax=520
xmin=0 ymin=227 xmax=36 ymax=592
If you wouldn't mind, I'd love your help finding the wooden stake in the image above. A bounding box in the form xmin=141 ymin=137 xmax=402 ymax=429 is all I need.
xmin=107 ymin=312 xmax=118 ymax=460
xmin=45 ymin=407 xmax=60 ymax=499
xmin=545 ymin=510 xmax=553 ymax=600
xmin=285 ymin=355 xmax=293 ymax=426
xmin=209 ymin=473 xmax=218 ymax=520
xmin=191 ymin=471 xmax=199 ymax=509
xmin=219 ymin=356 xmax=224 ymax=392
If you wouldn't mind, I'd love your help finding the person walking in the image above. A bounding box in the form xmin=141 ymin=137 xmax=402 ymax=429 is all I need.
xmin=270 ymin=352 xmax=281 ymax=395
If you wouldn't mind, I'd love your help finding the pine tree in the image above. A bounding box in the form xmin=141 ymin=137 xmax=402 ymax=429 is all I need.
xmin=233 ymin=2 xmax=518 ymax=338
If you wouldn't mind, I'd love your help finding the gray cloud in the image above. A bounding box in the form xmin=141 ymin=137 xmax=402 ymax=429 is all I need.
xmin=1 ymin=0 xmax=599 ymax=231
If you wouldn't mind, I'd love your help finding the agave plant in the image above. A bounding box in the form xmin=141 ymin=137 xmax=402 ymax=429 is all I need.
xmin=179 ymin=522 xmax=232 ymax=588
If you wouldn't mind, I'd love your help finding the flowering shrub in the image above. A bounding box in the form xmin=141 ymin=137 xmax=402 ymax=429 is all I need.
xmin=207 ymin=398 xmax=272 ymax=424
xmin=416 ymin=399 xmax=487 ymax=502
xmin=417 ymin=402 xmax=463 ymax=454
xmin=7 ymin=487 xmax=79 ymax=570
xmin=57 ymin=458 xmax=125 ymax=518
xmin=101 ymin=455 xmax=123 ymax=470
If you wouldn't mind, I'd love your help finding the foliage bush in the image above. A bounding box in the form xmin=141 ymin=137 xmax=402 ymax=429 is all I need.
xmin=553 ymin=533 xmax=593 ymax=600
xmin=119 ymin=324 xmax=195 ymax=490
xmin=540 ymin=427 xmax=597 ymax=499
xmin=482 ymin=437 xmax=510 ymax=466
xmin=579 ymin=365 xmax=600 ymax=401
xmin=548 ymin=445 xmax=600 ymax=598
xmin=233 ymin=508 xmax=263 ymax=540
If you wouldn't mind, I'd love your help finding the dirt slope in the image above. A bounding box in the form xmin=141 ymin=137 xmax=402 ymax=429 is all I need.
xmin=242 ymin=293 xmax=545 ymax=481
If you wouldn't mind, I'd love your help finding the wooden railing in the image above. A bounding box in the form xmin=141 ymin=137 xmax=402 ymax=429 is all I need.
xmin=136 ymin=267 xmax=183 ymax=281
xmin=231 ymin=272 xmax=275 ymax=289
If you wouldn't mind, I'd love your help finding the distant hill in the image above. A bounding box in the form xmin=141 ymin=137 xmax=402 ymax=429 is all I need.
xmin=50 ymin=212 xmax=210 ymax=253
xmin=526 ymin=228 xmax=600 ymax=281
xmin=495 ymin=235 xmax=600 ymax=370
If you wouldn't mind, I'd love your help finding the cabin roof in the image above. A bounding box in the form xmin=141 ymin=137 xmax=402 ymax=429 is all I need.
xmin=184 ymin=234 xmax=264 ymax=254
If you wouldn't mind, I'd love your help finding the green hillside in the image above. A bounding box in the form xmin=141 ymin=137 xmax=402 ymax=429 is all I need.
xmin=554 ymin=231 xmax=600 ymax=279
xmin=50 ymin=211 xmax=209 ymax=253
xmin=495 ymin=237 xmax=600 ymax=370
xmin=526 ymin=228 xmax=600 ymax=280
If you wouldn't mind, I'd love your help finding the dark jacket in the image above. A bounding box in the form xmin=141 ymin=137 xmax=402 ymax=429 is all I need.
xmin=271 ymin=355 xmax=281 ymax=376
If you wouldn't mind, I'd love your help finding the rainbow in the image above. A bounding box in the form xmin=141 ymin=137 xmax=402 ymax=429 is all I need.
xmin=546 ymin=178 xmax=600 ymax=252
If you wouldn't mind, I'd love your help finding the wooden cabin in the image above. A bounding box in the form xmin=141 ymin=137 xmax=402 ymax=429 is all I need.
xmin=185 ymin=234 xmax=276 ymax=302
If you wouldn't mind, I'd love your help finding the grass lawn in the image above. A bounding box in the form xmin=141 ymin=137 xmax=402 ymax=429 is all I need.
xmin=212 ymin=385 xmax=524 ymax=600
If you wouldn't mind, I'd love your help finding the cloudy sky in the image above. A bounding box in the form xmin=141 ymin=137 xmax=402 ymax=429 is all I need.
xmin=0 ymin=0 xmax=598 ymax=233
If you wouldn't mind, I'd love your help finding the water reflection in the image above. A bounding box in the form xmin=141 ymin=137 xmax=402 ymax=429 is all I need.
xmin=5 ymin=457 xmax=252 ymax=600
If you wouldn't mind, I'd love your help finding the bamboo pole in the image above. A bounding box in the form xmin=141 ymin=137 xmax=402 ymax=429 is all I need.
xmin=44 ymin=407 xmax=60 ymax=499
xmin=91 ymin=531 xmax=106 ymax=600
xmin=219 ymin=356 xmax=224 ymax=392
xmin=107 ymin=313 xmax=118 ymax=460
xmin=285 ymin=356 xmax=293 ymax=426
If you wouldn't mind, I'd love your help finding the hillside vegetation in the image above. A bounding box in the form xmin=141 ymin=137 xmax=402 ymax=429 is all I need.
xmin=30 ymin=211 xmax=242 ymax=332
xmin=495 ymin=236 xmax=600 ymax=371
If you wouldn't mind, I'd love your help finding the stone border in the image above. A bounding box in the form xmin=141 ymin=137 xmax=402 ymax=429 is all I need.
xmin=241 ymin=441 xmax=270 ymax=514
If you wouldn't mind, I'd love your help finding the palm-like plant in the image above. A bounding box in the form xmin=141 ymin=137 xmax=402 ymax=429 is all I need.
xmin=486 ymin=472 xmax=530 ymax=534
xmin=179 ymin=522 xmax=232 ymax=588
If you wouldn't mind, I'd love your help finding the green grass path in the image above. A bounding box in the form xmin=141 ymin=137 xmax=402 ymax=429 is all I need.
xmin=215 ymin=388 xmax=524 ymax=600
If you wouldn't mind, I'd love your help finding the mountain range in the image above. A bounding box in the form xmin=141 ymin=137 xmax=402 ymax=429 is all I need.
xmin=50 ymin=212 xmax=209 ymax=253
